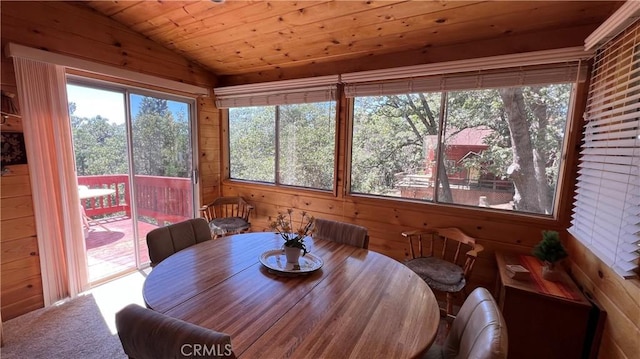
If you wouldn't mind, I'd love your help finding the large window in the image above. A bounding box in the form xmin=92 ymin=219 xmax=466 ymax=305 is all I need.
xmin=350 ymin=76 xmax=575 ymax=216
xmin=229 ymin=101 xmax=336 ymax=190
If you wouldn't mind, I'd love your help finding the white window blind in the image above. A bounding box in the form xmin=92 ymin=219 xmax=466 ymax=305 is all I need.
xmin=214 ymin=75 xmax=338 ymax=108
xmin=570 ymin=21 xmax=640 ymax=278
xmin=344 ymin=63 xmax=587 ymax=98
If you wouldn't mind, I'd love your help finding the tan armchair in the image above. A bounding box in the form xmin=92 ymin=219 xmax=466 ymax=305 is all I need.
xmin=116 ymin=304 xmax=236 ymax=359
xmin=200 ymin=196 xmax=253 ymax=238
xmin=146 ymin=218 xmax=212 ymax=267
xmin=402 ymin=227 xmax=483 ymax=318
xmin=424 ymin=287 xmax=508 ymax=359
xmin=313 ymin=218 xmax=369 ymax=249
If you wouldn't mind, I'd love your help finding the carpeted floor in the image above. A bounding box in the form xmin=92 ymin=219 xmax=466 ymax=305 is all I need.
xmin=1 ymin=270 xmax=147 ymax=359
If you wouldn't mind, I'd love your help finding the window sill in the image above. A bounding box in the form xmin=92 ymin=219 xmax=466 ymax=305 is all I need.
xmin=222 ymin=178 xmax=336 ymax=197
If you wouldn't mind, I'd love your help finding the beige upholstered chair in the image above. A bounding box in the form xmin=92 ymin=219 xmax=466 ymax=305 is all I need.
xmin=200 ymin=197 xmax=253 ymax=238
xmin=146 ymin=218 xmax=212 ymax=267
xmin=424 ymin=287 xmax=508 ymax=359
xmin=313 ymin=218 xmax=369 ymax=249
xmin=116 ymin=304 xmax=235 ymax=359
xmin=402 ymin=227 xmax=483 ymax=317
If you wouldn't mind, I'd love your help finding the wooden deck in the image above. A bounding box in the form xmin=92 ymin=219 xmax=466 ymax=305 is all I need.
xmin=85 ymin=216 xmax=158 ymax=283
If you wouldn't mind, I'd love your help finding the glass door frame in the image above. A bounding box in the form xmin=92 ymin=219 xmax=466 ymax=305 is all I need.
xmin=67 ymin=75 xmax=199 ymax=271
xmin=126 ymin=87 xmax=199 ymax=268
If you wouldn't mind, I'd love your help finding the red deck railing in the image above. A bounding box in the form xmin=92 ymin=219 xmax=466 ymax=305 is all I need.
xmin=134 ymin=175 xmax=193 ymax=225
xmin=78 ymin=174 xmax=192 ymax=225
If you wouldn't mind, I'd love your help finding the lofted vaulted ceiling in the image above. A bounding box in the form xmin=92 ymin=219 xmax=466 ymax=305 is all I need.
xmin=79 ymin=1 xmax=622 ymax=85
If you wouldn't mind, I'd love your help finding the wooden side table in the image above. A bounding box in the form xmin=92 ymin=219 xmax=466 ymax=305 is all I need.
xmin=495 ymin=252 xmax=593 ymax=359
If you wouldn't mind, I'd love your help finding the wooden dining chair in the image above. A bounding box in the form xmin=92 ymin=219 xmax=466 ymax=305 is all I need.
xmin=116 ymin=304 xmax=236 ymax=359
xmin=313 ymin=218 xmax=369 ymax=249
xmin=424 ymin=287 xmax=508 ymax=359
xmin=200 ymin=196 xmax=253 ymax=238
xmin=402 ymin=227 xmax=483 ymax=318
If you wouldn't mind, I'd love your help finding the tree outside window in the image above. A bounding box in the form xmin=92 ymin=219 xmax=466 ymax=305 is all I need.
xmin=229 ymin=102 xmax=336 ymax=190
xmin=351 ymin=83 xmax=571 ymax=216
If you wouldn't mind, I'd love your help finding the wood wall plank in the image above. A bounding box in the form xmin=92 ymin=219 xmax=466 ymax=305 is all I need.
xmin=567 ymin=238 xmax=640 ymax=359
xmin=0 ymin=195 xmax=34 ymax=221
xmin=0 ymin=115 xmax=23 ymax=132
xmin=198 ymin=97 xmax=221 ymax=205
xmin=1 ymin=295 xmax=44 ymax=321
xmin=1 ymin=172 xmax=32 ymax=199
xmin=0 ymin=217 xmax=37 ymax=243
xmin=1 ymin=237 xmax=38 ymax=264
xmin=1 ymin=256 xmax=41 ymax=289
xmin=1 ymin=274 xmax=43 ymax=313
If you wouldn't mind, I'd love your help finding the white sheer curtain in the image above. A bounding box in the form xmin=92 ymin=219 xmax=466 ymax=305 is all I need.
xmin=12 ymin=57 xmax=88 ymax=305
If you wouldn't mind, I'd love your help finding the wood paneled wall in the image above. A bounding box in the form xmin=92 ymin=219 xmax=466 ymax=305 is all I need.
xmin=199 ymin=97 xmax=222 ymax=203
xmin=0 ymin=1 xmax=217 ymax=320
xmin=567 ymin=238 xmax=640 ymax=359
xmin=0 ymin=163 xmax=42 ymax=320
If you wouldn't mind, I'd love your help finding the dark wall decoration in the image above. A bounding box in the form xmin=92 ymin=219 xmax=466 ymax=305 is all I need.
xmin=1 ymin=132 xmax=27 ymax=166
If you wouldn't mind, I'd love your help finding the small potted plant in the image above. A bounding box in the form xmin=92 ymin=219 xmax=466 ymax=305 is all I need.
xmin=532 ymin=230 xmax=568 ymax=281
xmin=270 ymin=209 xmax=315 ymax=263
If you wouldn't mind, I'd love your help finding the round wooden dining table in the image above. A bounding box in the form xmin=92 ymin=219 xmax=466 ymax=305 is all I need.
xmin=143 ymin=232 xmax=439 ymax=359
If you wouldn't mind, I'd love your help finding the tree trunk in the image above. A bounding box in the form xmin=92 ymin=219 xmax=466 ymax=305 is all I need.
xmin=529 ymin=88 xmax=553 ymax=214
xmin=394 ymin=93 xmax=453 ymax=202
xmin=498 ymin=88 xmax=542 ymax=213
xmin=437 ymin=158 xmax=453 ymax=202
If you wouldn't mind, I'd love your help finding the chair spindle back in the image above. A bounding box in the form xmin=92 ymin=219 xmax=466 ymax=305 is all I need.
xmin=201 ymin=196 xmax=252 ymax=223
xmin=403 ymin=227 xmax=482 ymax=281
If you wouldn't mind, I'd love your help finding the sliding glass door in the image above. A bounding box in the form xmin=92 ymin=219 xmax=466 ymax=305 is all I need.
xmin=129 ymin=92 xmax=195 ymax=251
xmin=67 ymin=82 xmax=197 ymax=283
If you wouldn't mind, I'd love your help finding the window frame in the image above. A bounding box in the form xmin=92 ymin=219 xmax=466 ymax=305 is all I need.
xmin=222 ymin=101 xmax=340 ymax=195
xmin=345 ymin=79 xmax=582 ymax=221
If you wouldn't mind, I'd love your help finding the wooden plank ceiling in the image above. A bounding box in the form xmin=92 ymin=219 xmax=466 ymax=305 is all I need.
xmin=79 ymin=1 xmax=622 ymax=84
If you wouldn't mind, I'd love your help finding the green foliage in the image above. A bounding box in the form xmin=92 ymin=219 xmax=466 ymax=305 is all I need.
xmin=532 ymin=230 xmax=568 ymax=263
xmin=226 ymin=83 xmax=570 ymax=214
xmin=70 ymin=102 xmax=128 ymax=176
xmin=446 ymin=89 xmax=513 ymax=178
xmin=70 ymin=97 xmax=192 ymax=178
xmin=351 ymin=94 xmax=439 ymax=195
xmin=131 ymin=96 xmax=191 ymax=177
xmin=229 ymin=106 xmax=276 ymax=182
xmin=279 ymin=103 xmax=335 ymax=190
xmin=350 ymin=84 xmax=570 ymax=214
xmin=138 ymin=96 xmax=170 ymax=116
xmin=228 ymin=103 xmax=335 ymax=189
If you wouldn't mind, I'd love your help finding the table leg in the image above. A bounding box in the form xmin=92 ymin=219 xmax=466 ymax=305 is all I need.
xmin=80 ymin=203 xmax=110 ymax=232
